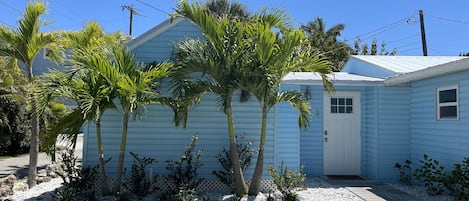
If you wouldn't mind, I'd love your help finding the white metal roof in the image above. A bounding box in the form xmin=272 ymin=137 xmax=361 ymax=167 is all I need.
xmin=352 ymin=55 xmax=466 ymax=74
xmin=385 ymin=57 xmax=469 ymax=86
xmin=282 ymin=72 xmax=383 ymax=86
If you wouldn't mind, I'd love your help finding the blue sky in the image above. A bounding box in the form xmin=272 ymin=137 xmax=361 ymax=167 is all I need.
xmin=1 ymin=0 xmax=469 ymax=56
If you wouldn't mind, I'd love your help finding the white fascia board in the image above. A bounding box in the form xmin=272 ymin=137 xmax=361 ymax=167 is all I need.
xmin=281 ymin=79 xmax=384 ymax=86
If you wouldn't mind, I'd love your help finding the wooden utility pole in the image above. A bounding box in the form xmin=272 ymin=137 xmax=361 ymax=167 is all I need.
xmin=122 ymin=5 xmax=141 ymax=36
xmin=419 ymin=10 xmax=428 ymax=56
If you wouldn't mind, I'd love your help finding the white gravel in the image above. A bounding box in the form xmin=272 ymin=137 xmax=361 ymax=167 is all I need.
xmin=2 ymin=177 xmax=363 ymax=201
xmin=5 ymin=177 xmax=455 ymax=201
xmin=3 ymin=178 xmax=62 ymax=201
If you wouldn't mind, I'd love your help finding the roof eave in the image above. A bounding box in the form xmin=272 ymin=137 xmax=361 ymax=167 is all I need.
xmin=384 ymin=58 xmax=469 ymax=86
xmin=282 ymin=80 xmax=384 ymax=87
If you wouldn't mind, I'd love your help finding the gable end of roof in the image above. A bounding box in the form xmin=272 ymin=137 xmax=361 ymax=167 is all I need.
xmin=127 ymin=17 xmax=186 ymax=50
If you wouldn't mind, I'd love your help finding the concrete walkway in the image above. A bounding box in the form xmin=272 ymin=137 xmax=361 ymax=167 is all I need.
xmin=0 ymin=134 xmax=83 ymax=179
xmin=323 ymin=177 xmax=423 ymax=201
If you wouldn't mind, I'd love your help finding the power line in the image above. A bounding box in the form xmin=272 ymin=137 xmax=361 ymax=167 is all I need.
xmin=352 ymin=15 xmax=416 ymax=41
xmin=135 ymin=0 xmax=171 ymax=16
xmin=425 ymin=13 xmax=469 ymax=25
xmin=0 ymin=1 xmax=21 ymax=13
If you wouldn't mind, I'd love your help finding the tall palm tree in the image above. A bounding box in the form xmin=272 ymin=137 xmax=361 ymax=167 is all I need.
xmin=203 ymin=0 xmax=250 ymax=20
xmin=0 ymin=2 xmax=61 ymax=187
xmin=174 ymin=1 xmax=252 ymax=196
xmin=301 ymin=17 xmax=350 ymax=71
xmin=243 ymin=14 xmax=333 ymax=195
xmin=104 ymin=44 xmax=171 ymax=193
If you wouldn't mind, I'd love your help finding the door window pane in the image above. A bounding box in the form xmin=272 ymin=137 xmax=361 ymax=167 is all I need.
xmin=330 ymin=97 xmax=353 ymax=114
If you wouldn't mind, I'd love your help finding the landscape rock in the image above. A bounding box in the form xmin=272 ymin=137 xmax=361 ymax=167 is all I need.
xmin=0 ymin=175 xmax=16 ymax=197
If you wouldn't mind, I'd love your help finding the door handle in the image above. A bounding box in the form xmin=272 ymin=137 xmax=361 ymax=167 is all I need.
xmin=324 ymin=130 xmax=328 ymax=136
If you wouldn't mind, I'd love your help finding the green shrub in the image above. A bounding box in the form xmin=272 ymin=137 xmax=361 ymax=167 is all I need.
xmin=165 ymin=134 xmax=204 ymax=194
xmin=413 ymin=154 xmax=447 ymax=195
xmin=445 ymin=157 xmax=469 ymax=201
xmin=268 ymin=161 xmax=306 ymax=201
xmin=124 ymin=152 xmax=158 ymax=199
xmin=394 ymin=159 xmax=412 ymax=185
xmin=55 ymin=149 xmax=97 ymax=200
xmin=212 ymin=134 xmax=256 ymax=191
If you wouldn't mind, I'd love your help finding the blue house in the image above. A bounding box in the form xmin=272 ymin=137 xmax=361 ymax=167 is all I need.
xmin=82 ymin=18 xmax=469 ymax=185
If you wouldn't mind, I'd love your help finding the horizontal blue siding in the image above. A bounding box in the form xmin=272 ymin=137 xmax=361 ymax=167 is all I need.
xmin=375 ymin=87 xmax=410 ymax=183
xmin=364 ymin=88 xmax=378 ymax=180
xmin=276 ymin=85 xmax=301 ymax=171
xmin=132 ymin=20 xmax=203 ymax=63
xmin=300 ymin=85 xmax=324 ymax=176
xmin=84 ymin=92 xmax=275 ymax=179
xmin=410 ymin=71 xmax=469 ymax=170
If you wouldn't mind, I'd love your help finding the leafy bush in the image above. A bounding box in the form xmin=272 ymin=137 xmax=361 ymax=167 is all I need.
xmin=394 ymin=159 xmax=412 ymax=185
xmin=158 ymin=189 xmax=210 ymax=201
xmin=55 ymin=149 xmax=97 ymax=200
xmin=0 ymin=98 xmax=31 ymax=156
xmin=268 ymin=161 xmax=306 ymax=201
xmin=413 ymin=154 xmax=447 ymax=195
xmin=445 ymin=157 xmax=469 ymax=201
xmin=124 ymin=152 xmax=158 ymax=199
xmin=165 ymin=134 xmax=204 ymax=193
xmin=212 ymin=134 xmax=256 ymax=191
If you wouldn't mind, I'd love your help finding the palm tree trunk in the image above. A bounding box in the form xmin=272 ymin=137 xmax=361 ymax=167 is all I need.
xmin=27 ymin=65 xmax=38 ymax=188
xmin=226 ymin=96 xmax=248 ymax=196
xmin=112 ymin=110 xmax=129 ymax=193
xmin=96 ymin=119 xmax=109 ymax=195
xmin=28 ymin=108 xmax=39 ymax=188
xmin=248 ymin=104 xmax=268 ymax=195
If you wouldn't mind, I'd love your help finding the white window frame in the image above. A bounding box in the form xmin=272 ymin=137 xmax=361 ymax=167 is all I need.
xmin=436 ymin=85 xmax=458 ymax=120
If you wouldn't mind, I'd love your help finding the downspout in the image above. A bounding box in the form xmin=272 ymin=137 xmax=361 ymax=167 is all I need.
xmin=374 ymin=86 xmax=380 ymax=180
xmin=273 ymin=99 xmax=278 ymax=168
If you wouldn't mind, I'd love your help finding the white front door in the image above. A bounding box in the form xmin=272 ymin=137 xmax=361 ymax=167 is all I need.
xmin=323 ymin=91 xmax=361 ymax=175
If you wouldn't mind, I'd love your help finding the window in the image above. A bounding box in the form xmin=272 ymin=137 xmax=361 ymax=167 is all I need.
xmin=437 ymin=86 xmax=458 ymax=120
xmin=331 ymin=97 xmax=353 ymax=114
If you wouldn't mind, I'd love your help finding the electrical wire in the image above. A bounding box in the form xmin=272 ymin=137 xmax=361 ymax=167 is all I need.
xmin=425 ymin=13 xmax=469 ymax=25
xmin=0 ymin=1 xmax=21 ymax=13
xmin=135 ymin=0 xmax=172 ymax=16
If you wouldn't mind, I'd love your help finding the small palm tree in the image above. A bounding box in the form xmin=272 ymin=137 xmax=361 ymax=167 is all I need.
xmin=0 ymin=2 xmax=61 ymax=187
xmin=104 ymin=44 xmax=171 ymax=193
xmin=37 ymin=22 xmax=124 ymax=195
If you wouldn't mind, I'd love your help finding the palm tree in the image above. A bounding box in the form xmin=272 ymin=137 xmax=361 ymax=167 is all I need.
xmin=243 ymin=14 xmax=333 ymax=195
xmin=0 ymin=2 xmax=61 ymax=187
xmin=105 ymin=44 xmax=171 ymax=193
xmin=301 ymin=17 xmax=350 ymax=71
xmin=174 ymin=1 xmax=253 ymax=196
xmin=37 ymin=22 xmax=124 ymax=195
xmin=203 ymin=0 xmax=250 ymax=20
